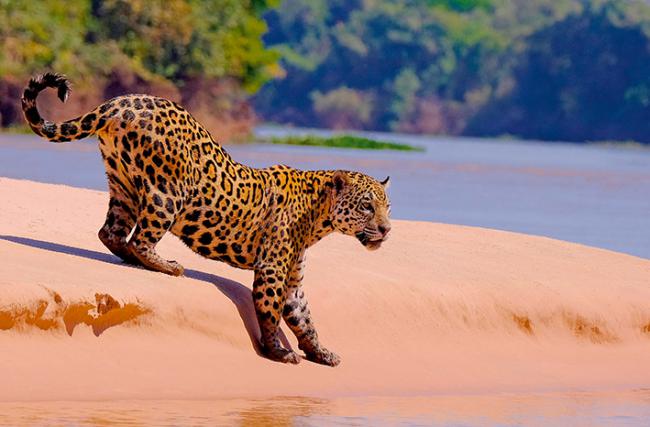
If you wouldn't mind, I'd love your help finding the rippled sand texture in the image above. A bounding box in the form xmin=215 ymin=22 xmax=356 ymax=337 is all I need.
xmin=0 ymin=177 xmax=649 ymax=401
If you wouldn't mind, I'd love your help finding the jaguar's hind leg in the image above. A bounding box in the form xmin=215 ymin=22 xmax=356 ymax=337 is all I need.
xmin=98 ymin=195 xmax=140 ymax=265
xmin=126 ymin=191 xmax=184 ymax=276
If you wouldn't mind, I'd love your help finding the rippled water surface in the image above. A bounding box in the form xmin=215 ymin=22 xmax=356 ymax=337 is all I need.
xmin=1 ymin=128 xmax=648 ymax=258
xmin=2 ymin=391 xmax=650 ymax=426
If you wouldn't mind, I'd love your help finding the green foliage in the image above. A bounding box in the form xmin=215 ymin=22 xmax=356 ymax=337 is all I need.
xmin=255 ymin=0 xmax=650 ymax=143
xmin=0 ymin=0 xmax=100 ymax=80
xmin=267 ymin=134 xmax=423 ymax=151
xmin=88 ymin=0 xmax=280 ymax=91
xmin=255 ymin=0 xmax=507 ymax=132
xmin=467 ymin=1 xmax=650 ymax=142
xmin=428 ymin=0 xmax=492 ymax=12
xmin=390 ymin=69 xmax=422 ymax=130
xmin=0 ymin=0 xmax=279 ymax=119
xmin=311 ymin=87 xmax=373 ymax=129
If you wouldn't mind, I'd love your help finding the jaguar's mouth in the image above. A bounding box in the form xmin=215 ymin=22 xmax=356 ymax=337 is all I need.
xmin=356 ymin=231 xmax=386 ymax=251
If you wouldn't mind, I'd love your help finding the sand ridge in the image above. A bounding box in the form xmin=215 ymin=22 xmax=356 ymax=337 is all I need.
xmin=0 ymin=177 xmax=649 ymax=401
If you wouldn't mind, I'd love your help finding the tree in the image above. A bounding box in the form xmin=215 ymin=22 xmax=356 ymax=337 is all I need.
xmin=468 ymin=3 xmax=650 ymax=142
xmin=0 ymin=0 xmax=280 ymax=138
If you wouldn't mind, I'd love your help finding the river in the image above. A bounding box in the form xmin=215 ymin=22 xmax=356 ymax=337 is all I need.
xmin=1 ymin=127 xmax=648 ymax=258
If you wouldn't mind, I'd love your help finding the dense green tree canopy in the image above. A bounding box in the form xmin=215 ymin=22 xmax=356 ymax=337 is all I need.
xmin=255 ymin=0 xmax=650 ymax=143
xmin=0 ymin=0 xmax=279 ymax=87
xmin=3 ymin=0 xmax=650 ymax=143
xmin=0 ymin=0 xmax=279 ymax=135
xmin=468 ymin=3 xmax=650 ymax=142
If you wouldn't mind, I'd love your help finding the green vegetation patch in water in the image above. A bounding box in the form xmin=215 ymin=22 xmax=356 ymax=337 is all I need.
xmin=268 ymin=135 xmax=423 ymax=151
xmin=1 ymin=124 xmax=32 ymax=134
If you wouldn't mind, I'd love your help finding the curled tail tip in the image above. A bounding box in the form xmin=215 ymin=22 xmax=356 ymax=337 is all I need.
xmin=25 ymin=72 xmax=71 ymax=103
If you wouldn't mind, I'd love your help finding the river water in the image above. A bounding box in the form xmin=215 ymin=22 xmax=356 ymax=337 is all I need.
xmin=0 ymin=127 xmax=648 ymax=258
xmin=1 ymin=391 xmax=649 ymax=426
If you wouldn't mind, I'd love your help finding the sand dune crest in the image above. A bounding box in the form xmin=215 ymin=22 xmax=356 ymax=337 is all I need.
xmin=0 ymin=177 xmax=649 ymax=400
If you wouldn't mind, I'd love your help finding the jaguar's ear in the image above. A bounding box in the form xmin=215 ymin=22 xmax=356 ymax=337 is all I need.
xmin=332 ymin=170 xmax=349 ymax=195
xmin=380 ymin=176 xmax=390 ymax=190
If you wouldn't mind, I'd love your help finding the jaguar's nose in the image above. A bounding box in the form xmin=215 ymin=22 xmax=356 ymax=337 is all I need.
xmin=378 ymin=223 xmax=391 ymax=237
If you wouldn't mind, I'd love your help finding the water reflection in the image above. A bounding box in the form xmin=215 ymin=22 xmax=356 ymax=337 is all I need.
xmin=1 ymin=391 xmax=650 ymax=426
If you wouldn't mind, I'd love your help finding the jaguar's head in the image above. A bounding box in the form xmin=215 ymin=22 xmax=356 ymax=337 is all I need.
xmin=329 ymin=171 xmax=392 ymax=251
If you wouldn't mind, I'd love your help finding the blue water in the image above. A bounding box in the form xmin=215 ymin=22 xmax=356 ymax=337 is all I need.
xmin=0 ymin=128 xmax=649 ymax=258
xmin=1 ymin=392 xmax=649 ymax=426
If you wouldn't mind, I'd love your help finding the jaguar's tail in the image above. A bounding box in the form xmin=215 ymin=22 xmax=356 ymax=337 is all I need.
xmin=21 ymin=72 xmax=104 ymax=142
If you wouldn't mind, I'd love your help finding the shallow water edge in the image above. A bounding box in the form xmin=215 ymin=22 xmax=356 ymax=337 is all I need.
xmin=2 ymin=390 xmax=650 ymax=426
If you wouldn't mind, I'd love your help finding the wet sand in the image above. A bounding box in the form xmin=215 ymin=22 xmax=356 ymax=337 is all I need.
xmin=1 ymin=177 xmax=649 ymax=407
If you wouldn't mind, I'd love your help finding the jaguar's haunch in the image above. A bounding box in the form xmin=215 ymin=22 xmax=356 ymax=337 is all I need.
xmin=22 ymin=72 xmax=392 ymax=366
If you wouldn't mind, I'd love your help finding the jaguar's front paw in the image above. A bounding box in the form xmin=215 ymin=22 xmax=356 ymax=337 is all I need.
xmin=262 ymin=346 xmax=301 ymax=364
xmin=305 ymin=347 xmax=341 ymax=367
xmin=166 ymin=260 xmax=185 ymax=276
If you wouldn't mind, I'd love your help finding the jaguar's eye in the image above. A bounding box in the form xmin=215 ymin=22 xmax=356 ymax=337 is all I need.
xmin=361 ymin=202 xmax=374 ymax=213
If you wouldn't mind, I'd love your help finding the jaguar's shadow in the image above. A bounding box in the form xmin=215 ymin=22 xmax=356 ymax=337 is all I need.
xmin=0 ymin=234 xmax=292 ymax=356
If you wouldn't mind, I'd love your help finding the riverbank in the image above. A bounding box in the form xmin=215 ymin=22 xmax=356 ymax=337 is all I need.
xmin=1 ymin=177 xmax=649 ymax=401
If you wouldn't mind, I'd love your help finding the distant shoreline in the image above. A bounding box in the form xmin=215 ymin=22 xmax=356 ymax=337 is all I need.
xmin=253 ymin=124 xmax=650 ymax=151
xmin=3 ymin=124 xmax=650 ymax=150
